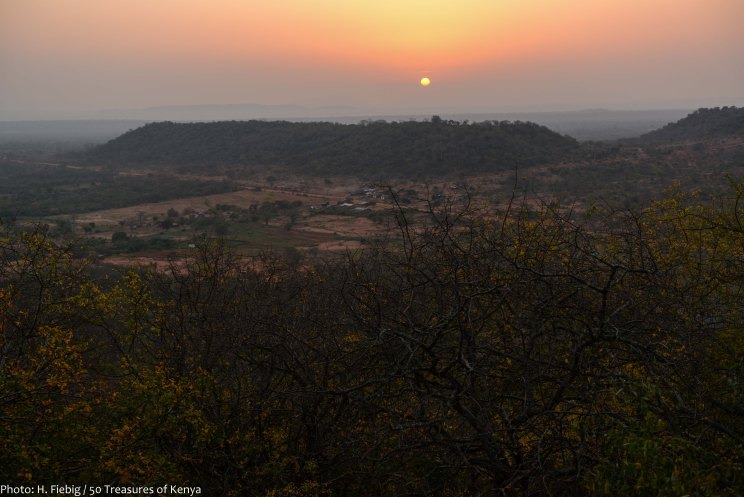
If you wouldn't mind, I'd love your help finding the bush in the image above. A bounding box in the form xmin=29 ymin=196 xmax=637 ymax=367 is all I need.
xmin=111 ymin=231 xmax=128 ymax=243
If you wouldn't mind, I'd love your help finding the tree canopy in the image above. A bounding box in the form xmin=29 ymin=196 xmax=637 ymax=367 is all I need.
xmin=84 ymin=119 xmax=579 ymax=177
xmin=639 ymin=106 xmax=744 ymax=143
xmin=1 ymin=181 xmax=742 ymax=496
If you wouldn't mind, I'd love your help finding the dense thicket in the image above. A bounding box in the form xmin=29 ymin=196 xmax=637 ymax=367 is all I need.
xmin=639 ymin=106 xmax=744 ymax=143
xmin=84 ymin=119 xmax=579 ymax=176
xmin=1 ymin=183 xmax=743 ymax=496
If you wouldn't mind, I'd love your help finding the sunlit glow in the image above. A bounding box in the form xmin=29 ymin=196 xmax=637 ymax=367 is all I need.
xmin=420 ymin=77 xmax=431 ymax=87
xmin=5 ymin=0 xmax=741 ymax=76
xmin=2 ymin=0 xmax=742 ymax=115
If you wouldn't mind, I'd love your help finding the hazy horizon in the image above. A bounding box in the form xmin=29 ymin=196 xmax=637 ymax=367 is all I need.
xmin=2 ymin=0 xmax=743 ymax=121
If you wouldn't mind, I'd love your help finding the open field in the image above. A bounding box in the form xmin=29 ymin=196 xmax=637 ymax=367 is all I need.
xmin=65 ymin=174 xmax=409 ymax=265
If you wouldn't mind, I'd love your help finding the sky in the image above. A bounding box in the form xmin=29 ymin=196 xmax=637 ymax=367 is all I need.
xmin=1 ymin=0 xmax=743 ymax=119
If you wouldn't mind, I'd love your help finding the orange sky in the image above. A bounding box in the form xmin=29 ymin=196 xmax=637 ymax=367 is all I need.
xmin=1 ymin=0 xmax=743 ymax=118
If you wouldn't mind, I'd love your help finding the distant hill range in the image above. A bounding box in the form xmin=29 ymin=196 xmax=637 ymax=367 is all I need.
xmin=639 ymin=106 xmax=744 ymax=143
xmin=1 ymin=108 xmax=693 ymax=145
xmin=84 ymin=118 xmax=579 ymax=177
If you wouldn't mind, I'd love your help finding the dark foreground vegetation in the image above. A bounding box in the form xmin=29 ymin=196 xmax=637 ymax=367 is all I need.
xmin=1 ymin=182 xmax=742 ymax=496
xmin=83 ymin=118 xmax=580 ymax=177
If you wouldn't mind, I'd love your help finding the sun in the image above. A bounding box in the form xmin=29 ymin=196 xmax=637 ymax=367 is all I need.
xmin=420 ymin=77 xmax=431 ymax=87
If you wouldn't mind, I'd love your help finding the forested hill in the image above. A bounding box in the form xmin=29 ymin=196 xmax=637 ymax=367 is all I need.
xmin=640 ymin=106 xmax=744 ymax=143
xmin=84 ymin=118 xmax=579 ymax=176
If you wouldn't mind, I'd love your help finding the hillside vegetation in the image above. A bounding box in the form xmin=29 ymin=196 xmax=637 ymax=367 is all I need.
xmin=85 ymin=118 xmax=579 ymax=176
xmin=640 ymin=106 xmax=744 ymax=143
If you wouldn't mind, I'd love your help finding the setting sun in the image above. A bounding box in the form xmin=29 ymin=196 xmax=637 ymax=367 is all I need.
xmin=420 ymin=77 xmax=431 ymax=87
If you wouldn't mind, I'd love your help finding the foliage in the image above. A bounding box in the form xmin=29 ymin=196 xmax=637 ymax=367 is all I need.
xmin=1 ymin=180 xmax=743 ymax=495
xmin=84 ymin=119 xmax=580 ymax=178
xmin=0 ymin=160 xmax=238 ymax=218
xmin=639 ymin=106 xmax=744 ymax=143
xmin=0 ymin=228 xmax=103 ymax=481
